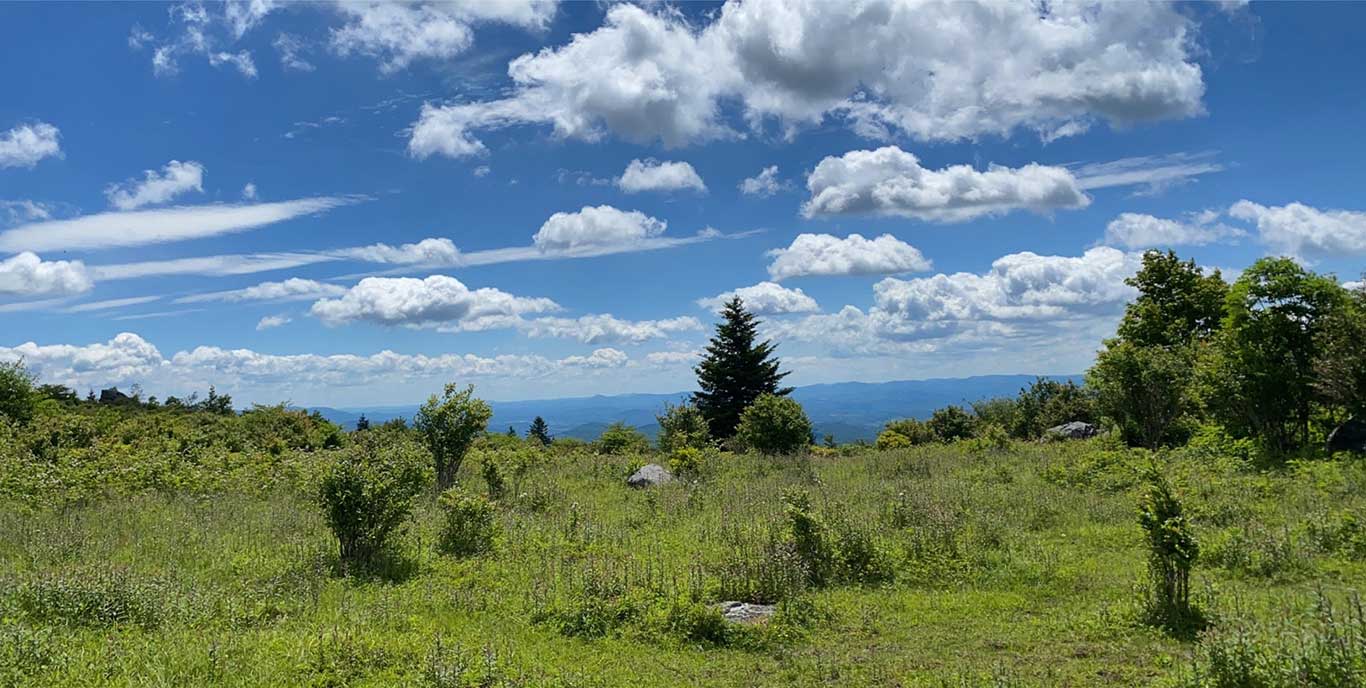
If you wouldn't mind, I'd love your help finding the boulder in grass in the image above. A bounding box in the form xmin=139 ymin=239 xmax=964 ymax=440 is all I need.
xmin=626 ymin=463 xmax=674 ymax=488
xmin=717 ymin=601 xmax=776 ymax=625
xmin=1044 ymin=421 xmax=1099 ymax=441
xmin=1327 ymin=418 xmax=1366 ymax=454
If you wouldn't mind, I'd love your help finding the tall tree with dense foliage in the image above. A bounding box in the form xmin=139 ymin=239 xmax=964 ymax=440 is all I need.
xmin=527 ymin=416 xmax=552 ymax=445
xmin=415 ymin=383 xmax=493 ymax=489
xmin=693 ymin=297 xmax=792 ymax=438
xmin=1200 ymin=258 xmax=1348 ymax=452
xmin=1315 ymin=281 xmax=1366 ymax=418
xmin=1118 ymin=250 xmax=1228 ymax=347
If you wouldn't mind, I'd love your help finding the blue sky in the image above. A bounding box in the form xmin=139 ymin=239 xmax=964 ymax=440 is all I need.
xmin=1 ymin=1 xmax=1363 ymax=406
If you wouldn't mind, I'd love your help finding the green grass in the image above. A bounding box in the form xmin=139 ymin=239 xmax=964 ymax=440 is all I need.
xmin=4 ymin=440 xmax=1366 ymax=686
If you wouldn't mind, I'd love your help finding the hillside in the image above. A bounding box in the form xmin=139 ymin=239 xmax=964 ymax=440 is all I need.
xmin=307 ymin=374 xmax=1082 ymax=442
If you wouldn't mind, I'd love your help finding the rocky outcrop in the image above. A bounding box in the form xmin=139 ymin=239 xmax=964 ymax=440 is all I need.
xmin=717 ymin=601 xmax=776 ymax=624
xmin=1044 ymin=421 xmax=1099 ymax=441
xmin=626 ymin=463 xmax=674 ymax=488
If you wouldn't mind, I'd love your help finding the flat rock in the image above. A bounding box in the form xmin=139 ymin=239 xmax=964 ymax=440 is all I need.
xmin=1328 ymin=418 xmax=1366 ymax=454
xmin=717 ymin=601 xmax=776 ymax=625
xmin=1044 ymin=421 xmax=1099 ymax=440
xmin=626 ymin=463 xmax=674 ymax=488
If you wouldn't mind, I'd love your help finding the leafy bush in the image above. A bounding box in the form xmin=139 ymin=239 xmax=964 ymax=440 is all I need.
xmin=656 ymin=402 xmax=711 ymax=453
xmin=415 ymin=383 xmax=492 ymax=489
xmin=593 ymin=422 xmax=650 ymax=455
xmin=316 ymin=433 xmax=431 ymax=572
xmin=882 ymin=418 xmax=936 ymax=445
xmin=928 ymin=405 xmax=978 ymax=442
xmin=1137 ymin=466 xmax=1204 ymax=634
xmin=735 ymin=395 xmax=812 ymax=455
xmin=0 ymin=360 xmax=37 ymax=425
xmin=437 ymin=488 xmax=498 ymax=557
xmin=966 ymin=423 xmax=1011 ymax=453
xmin=782 ymin=489 xmax=834 ymax=586
xmin=875 ymin=430 xmax=913 ymax=450
xmin=667 ymin=446 xmax=709 ymax=479
xmin=1011 ymin=378 xmax=1097 ymax=439
xmin=480 ymin=453 xmax=506 ymax=500
xmin=1089 ymin=340 xmax=1197 ymax=448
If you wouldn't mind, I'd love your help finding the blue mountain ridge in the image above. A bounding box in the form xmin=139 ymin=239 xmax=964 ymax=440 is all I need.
xmin=305 ymin=374 xmax=1081 ymax=443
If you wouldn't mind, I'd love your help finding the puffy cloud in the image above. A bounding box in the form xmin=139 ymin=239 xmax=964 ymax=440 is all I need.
xmin=739 ymin=165 xmax=786 ymax=197
xmin=698 ymin=281 xmax=819 ymax=315
xmin=1229 ymin=200 xmax=1366 ymax=259
xmin=333 ymin=237 xmax=461 ymax=265
xmin=410 ymin=1 xmax=1204 ymax=156
xmin=177 ymin=278 xmax=347 ymax=304
xmin=0 ymin=333 xmax=166 ymax=388
xmin=0 ymin=200 xmax=52 ymax=224
xmin=767 ymin=233 xmax=931 ymax=281
xmin=616 ymin=159 xmax=706 ymax=193
xmin=331 ymin=1 xmax=556 ymax=73
xmin=1344 ymin=280 xmax=1363 ymax=292
xmin=308 ymin=275 xmax=559 ymax=328
xmin=0 ymin=122 xmax=61 ymax=169
xmin=560 ymin=347 xmax=629 ymax=369
xmin=0 ymin=196 xmax=359 ymax=252
xmin=769 ymin=247 xmax=1142 ymax=357
xmin=105 ymin=160 xmax=206 ymax=210
xmin=1103 ymin=212 xmax=1244 ymax=249
xmin=644 ymin=350 xmax=700 ymax=366
xmin=0 ymin=252 xmax=93 ymax=298
xmin=521 ymin=314 xmax=702 ymax=344
xmin=802 ymin=146 xmax=1088 ymax=221
xmin=255 ymin=315 xmax=291 ymax=330
xmin=532 ymin=205 xmax=666 ymax=252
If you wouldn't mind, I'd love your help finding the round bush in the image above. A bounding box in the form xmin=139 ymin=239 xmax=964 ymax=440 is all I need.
xmin=316 ymin=434 xmax=431 ymax=572
xmin=735 ymin=395 xmax=812 ymax=456
xmin=438 ymin=488 xmax=498 ymax=557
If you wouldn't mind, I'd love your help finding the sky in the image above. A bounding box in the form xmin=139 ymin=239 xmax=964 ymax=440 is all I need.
xmin=1 ymin=1 xmax=1364 ymax=407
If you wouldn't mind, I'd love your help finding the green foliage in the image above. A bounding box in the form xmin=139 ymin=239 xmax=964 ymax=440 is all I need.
xmin=667 ymin=446 xmax=709 ymax=479
xmin=593 ymin=421 xmax=650 ymax=455
xmin=734 ymin=394 xmax=812 ymax=455
xmin=1089 ymin=340 xmax=1196 ymax=448
xmin=970 ymin=396 xmax=1019 ymax=431
xmin=415 ymin=383 xmax=492 ymax=489
xmin=437 ymin=488 xmax=498 ymax=557
xmin=1137 ymin=465 xmax=1203 ymax=634
xmin=0 ymin=360 xmax=37 ymax=425
xmin=693 ymin=297 xmax=792 ymax=439
xmin=1200 ymin=258 xmax=1349 ymax=453
xmin=15 ymin=569 xmax=163 ymax=628
xmin=928 ymin=405 xmax=978 ymax=442
xmin=527 ymin=415 xmax=552 ymax=445
xmin=316 ymin=433 xmax=431 ymax=572
xmin=1010 ymin=378 xmax=1097 ymax=440
xmin=656 ymin=402 xmax=711 ymax=453
xmin=1314 ymin=282 xmax=1366 ymax=416
xmin=1118 ymin=250 xmax=1228 ymax=347
xmin=480 ymin=453 xmax=506 ymax=500
xmin=881 ymin=418 xmax=935 ymax=446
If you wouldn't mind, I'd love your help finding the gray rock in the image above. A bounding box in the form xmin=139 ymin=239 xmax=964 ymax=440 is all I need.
xmin=626 ymin=463 xmax=674 ymax=488
xmin=1044 ymin=421 xmax=1099 ymax=440
xmin=1328 ymin=418 xmax=1366 ymax=454
xmin=717 ymin=601 xmax=776 ymax=625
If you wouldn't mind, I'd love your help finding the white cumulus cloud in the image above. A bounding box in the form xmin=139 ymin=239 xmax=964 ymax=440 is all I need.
xmin=698 ymin=281 xmax=819 ymax=315
xmin=331 ymin=0 xmax=556 ymax=74
xmin=767 ymin=233 xmax=931 ymax=281
xmin=1229 ymin=200 xmax=1366 ymax=259
xmin=334 ymin=237 xmax=461 ymax=265
xmin=177 ymin=278 xmax=347 ymax=304
xmin=0 ymin=252 xmax=93 ymax=298
xmin=533 ymin=205 xmax=666 ymax=252
xmin=409 ymin=1 xmax=1204 ymax=157
xmin=256 ymin=315 xmax=291 ymax=331
xmin=105 ymin=160 xmax=206 ymax=210
xmin=308 ymin=275 xmax=558 ymax=328
xmin=616 ymin=159 xmax=706 ymax=193
xmin=802 ymin=146 xmax=1088 ymax=222
xmin=0 ymin=122 xmax=62 ymax=169
xmin=1103 ymin=211 xmax=1244 ymax=249
xmin=739 ymin=165 xmax=786 ymax=197
xmin=521 ymin=314 xmax=702 ymax=345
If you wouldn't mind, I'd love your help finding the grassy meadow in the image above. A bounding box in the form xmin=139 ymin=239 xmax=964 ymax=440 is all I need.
xmin=3 ymin=408 xmax=1366 ymax=687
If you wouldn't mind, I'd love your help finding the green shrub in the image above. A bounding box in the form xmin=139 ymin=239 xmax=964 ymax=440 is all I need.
xmin=1137 ymin=466 xmax=1204 ymax=634
xmin=593 ymin=422 xmax=650 ymax=455
xmin=480 ymin=454 xmax=505 ymax=500
xmin=882 ymin=418 xmax=935 ymax=445
xmin=437 ymin=488 xmax=498 ymax=557
xmin=875 ymin=430 xmax=912 ymax=450
xmin=316 ymin=434 xmax=431 ymax=572
xmin=0 ymin=360 xmax=37 ymax=425
xmin=928 ymin=405 xmax=978 ymax=442
xmin=656 ymin=402 xmax=711 ymax=453
xmin=1011 ymin=378 xmax=1097 ymax=439
xmin=966 ymin=423 xmax=1011 ymax=453
xmin=667 ymin=446 xmax=709 ymax=479
xmin=0 ymin=622 xmax=58 ymax=685
xmin=782 ymin=489 xmax=834 ymax=586
xmin=735 ymin=395 xmax=812 ymax=455
xmin=415 ymin=383 xmax=492 ymax=489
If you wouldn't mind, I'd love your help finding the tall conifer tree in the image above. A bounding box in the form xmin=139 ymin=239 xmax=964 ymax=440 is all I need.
xmin=693 ymin=297 xmax=791 ymax=438
xmin=528 ymin=416 xmax=552 ymax=445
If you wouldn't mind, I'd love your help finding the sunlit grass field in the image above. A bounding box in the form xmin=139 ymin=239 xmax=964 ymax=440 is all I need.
xmin=4 ymin=435 xmax=1366 ymax=687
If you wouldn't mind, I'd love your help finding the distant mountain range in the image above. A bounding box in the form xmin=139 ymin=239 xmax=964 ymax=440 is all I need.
xmin=306 ymin=374 xmax=1081 ymax=443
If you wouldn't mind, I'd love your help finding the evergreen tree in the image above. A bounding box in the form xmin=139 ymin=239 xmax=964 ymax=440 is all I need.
xmin=693 ymin=297 xmax=791 ymax=438
xmin=355 ymin=414 xmax=370 ymax=431
xmin=506 ymin=425 xmax=517 ymax=437
xmin=527 ymin=416 xmax=552 ymax=445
